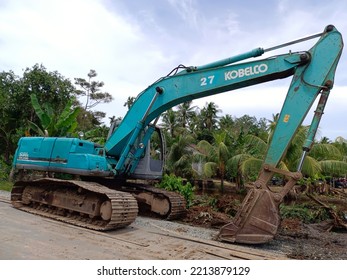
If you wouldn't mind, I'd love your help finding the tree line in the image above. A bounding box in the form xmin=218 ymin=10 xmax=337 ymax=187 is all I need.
xmin=1 ymin=64 xmax=347 ymax=188
xmin=158 ymin=101 xmax=347 ymax=190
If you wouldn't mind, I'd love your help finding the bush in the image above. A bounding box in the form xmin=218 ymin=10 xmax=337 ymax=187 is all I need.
xmin=157 ymin=174 xmax=194 ymax=208
xmin=0 ymin=159 xmax=11 ymax=181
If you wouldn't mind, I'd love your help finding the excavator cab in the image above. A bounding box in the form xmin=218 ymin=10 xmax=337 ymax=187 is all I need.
xmin=130 ymin=127 xmax=166 ymax=180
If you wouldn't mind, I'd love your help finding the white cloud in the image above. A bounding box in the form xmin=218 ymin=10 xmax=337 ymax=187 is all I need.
xmin=0 ymin=0 xmax=172 ymax=111
xmin=167 ymin=0 xmax=199 ymax=30
xmin=0 ymin=0 xmax=346 ymax=140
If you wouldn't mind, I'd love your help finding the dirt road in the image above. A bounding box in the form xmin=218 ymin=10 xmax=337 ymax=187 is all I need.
xmin=0 ymin=196 xmax=287 ymax=260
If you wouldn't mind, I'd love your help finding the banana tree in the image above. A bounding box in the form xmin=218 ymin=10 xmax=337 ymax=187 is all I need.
xmin=29 ymin=94 xmax=80 ymax=137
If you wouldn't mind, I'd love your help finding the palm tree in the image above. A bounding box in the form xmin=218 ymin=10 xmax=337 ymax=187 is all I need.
xmin=267 ymin=113 xmax=279 ymax=143
xmin=319 ymin=136 xmax=331 ymax=144
xmin=161 ymin=108 xmax=179 ymax=138
xmin=123 ymin=96 xmax=135 ymax=109
xmin=166 ymin=134 xmax=195 ymax=178
xmin=310 ymin=142 xmax=347 ymax=178
xmin=200 ymin=102 xmax=221 ymax=131
xmin=187 ymin=112 xmax=201 ymax=136
xmin=227 ymin=126 xmax=310 ymax=185
xmin=176 ymin=101 xmax=197 ymax=129
xmin=229 ymin=123 xmax=347 ymax=188
xmin=228 ymin=134 xmax=267 ymax=187
xmin=196 ymin=131 xmax=230 ymax=192
xmin=333 ymin=137 xmax=347 ymax=161
xmin=219 ymin=114 xmax=234 ymax=131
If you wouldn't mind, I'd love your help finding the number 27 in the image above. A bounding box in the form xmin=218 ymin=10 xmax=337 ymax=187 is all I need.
xmin=200 ymin=75 xmax=215 ymax=86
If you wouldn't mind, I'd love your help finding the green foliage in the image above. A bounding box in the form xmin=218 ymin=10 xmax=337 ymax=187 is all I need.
xmin=0 ymin=158 xmax=11 ymax=180
xmin=310 ymin=144 xmax=343 ymax=161
xmin=320 ymin=160 xmax=347 ymax=177
xmin=166 ymin=134 xmax=194 ymax=178
xmin=84 ymin=125 xmax=109 ymax=145
xmin=280 ymin=203 xmax=330 ymax=223
xmin=21 ymin=64 xmax=75 ymax=112
xmin=207 ymin=197 xmax=218 ymax=208
xmin=196 ymin=131 xmax=231 ymax=191
xmin=0 ymin=65 xmax=77 ymax=161
xmin=29 ymin=94 xmax=80 ymax=137
xmin=157 ymin=174 xmax=194 ymax=207
xmin=123 ymin=96 xmax=136 ymax=109
xmin=0 ymin=180 xmax=13 ymax=192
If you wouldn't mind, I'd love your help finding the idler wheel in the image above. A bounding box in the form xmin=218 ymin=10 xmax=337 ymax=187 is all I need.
xmin=100 ymin=200 xmax=112 ymax=220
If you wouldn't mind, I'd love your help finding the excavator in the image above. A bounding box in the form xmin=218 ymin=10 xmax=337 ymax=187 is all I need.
xmin=10 ymin=25 xmax=343 ymax=244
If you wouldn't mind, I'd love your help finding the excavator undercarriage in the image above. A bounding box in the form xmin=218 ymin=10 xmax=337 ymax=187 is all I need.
xmin=11 ymin=176 xmax=187 ymax=230
xmin=81 ymin=177 xmax=187 ymax=220
xmin=11 ymin=178 xmax=138 ymax=230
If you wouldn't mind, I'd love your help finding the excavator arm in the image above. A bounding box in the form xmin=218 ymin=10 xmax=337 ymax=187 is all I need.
xmin=106 ymin=25 xmax=342 ymax=177
xmin=218 ymin=25 xmax=343 ymax=244
xmin=106 ymin=25 xmax=343 ymax=244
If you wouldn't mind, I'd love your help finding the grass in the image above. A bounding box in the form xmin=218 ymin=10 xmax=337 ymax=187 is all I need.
xmin=0 ymin=181 xmax=13 ymax=192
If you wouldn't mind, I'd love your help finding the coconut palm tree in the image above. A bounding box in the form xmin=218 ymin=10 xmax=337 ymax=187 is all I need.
xmin=229 ymin=123 xmax=347 ymax=188
xmin=200 ymin=102 xmax=221 ymax=131
xmin=219 ymin=114 xmax=234 ymax=131
xmin=228 ymin=134 xmax=267 ymax=187
xmin=123 ymin=96 xmax=135 ymax=109
xmin=196 ymin=130 xmax=230 ymax=191
xmin=166 ymin=134 xmax=195 ymax=178
xmin=310 ymin=142 xmax=347 ymax=178
xmin=161 ymin=108 xmax=179 ymax=138
xmin=176 ymin=101 xmax=197 ymax=130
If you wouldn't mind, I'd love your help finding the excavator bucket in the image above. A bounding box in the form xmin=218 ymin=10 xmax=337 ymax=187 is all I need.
xmin=218 ymin=167 xmax=300 ymax=244
xmin=218 ymin=188 xmax=281 ymax=244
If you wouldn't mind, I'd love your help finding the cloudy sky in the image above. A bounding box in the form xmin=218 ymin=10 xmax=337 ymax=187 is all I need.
xmin=0 ymin=0 xmax=346 ymax=140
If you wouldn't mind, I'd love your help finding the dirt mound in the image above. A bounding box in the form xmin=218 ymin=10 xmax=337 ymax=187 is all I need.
xmin=183 ymin=205 xmax=230 ymax=228
xmin=183 ymin=192 xmax=244 ymax=228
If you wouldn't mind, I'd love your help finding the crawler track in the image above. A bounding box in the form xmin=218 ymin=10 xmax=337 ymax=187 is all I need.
xmin=114 ymin=183 xmax=187 ymax=220
xmin=83 ymin=177 xmax=188 ymax=220
xmin=11 ymin=178 xmax=138 ymax=231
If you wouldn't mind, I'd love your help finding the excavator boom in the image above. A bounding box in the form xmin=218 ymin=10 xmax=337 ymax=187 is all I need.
xmin=106 ymin=26 xmax=342 ymax=183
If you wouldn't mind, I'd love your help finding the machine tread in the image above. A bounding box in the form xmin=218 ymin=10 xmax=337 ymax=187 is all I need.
xmin=125 ymin=183 xmax=187 ymax=220
xmin=11 ymin=178 xmax=138 ymax=231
